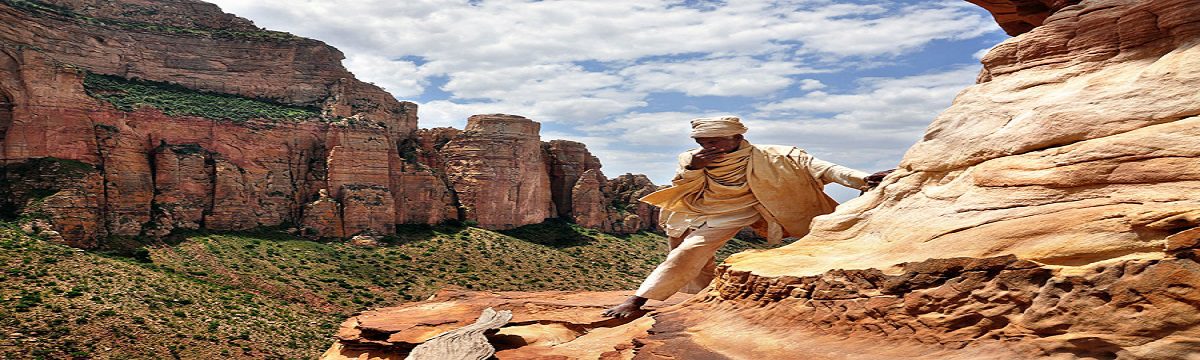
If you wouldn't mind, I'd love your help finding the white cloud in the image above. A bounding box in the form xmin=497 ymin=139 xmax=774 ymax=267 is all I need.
xmin=798 ymin=79 xmax=827 ymax=91
xmin=343 ymin=55 xmax=426 ymax=97
xmin=620 ymin=57 xmax=825 ymax=97
xmin=744 ymin=65 xmax=983 ymax=171
xmin=208 ymin=0 xmax=998 ymax=109
xmin=791 ymin=2 xmax=996 ymax=57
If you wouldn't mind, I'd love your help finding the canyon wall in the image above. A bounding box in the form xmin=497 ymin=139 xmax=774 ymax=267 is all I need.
xmin=323 ymin=0 xmax=1200 ymax=358
xmin=0 ymin=0 xmax=655 ymax=248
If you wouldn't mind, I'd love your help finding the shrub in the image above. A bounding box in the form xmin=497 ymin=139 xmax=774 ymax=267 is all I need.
xmin=83 ymin=73 xmax=319 ymax=122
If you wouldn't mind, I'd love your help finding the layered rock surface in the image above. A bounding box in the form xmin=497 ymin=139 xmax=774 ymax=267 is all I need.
xmin=323 ymin=0 xmax=1200 ymax=358
xmin=322 ymin=289 xmax=689 ymax=360
xmin=0 ymin=0 xmax=656 ymax=247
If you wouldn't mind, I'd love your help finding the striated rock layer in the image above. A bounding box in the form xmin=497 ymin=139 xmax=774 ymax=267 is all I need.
xmin=323 ymin=0 xmax=1200 ymax=358
xmin=0 ymin=0 xmax=657 ymax=247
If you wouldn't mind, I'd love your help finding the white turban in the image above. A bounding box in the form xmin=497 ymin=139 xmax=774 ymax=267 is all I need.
xmin=690 ymin=116 xmax=747 ymax=138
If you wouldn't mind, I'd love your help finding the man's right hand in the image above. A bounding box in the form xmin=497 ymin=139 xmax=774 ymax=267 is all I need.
xmin=686 ymin=148 xmax=724 ymax=170
xmin=865 ymin=169 xmax=895 ymax=189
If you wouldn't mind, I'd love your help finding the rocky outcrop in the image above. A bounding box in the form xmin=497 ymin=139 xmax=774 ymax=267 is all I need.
xmin=570 ymin=171 xmax=661 ymax=234
xmin=392 ymin=127 xmax=461 ymax=225
xmin=0 ymin=0 xmax=657 ymax=246
xmin=321 ymin=289 xmax=689 ymax=360
xmin=545 ymin=140 xmax=602 ymax=219
xmin=324 ymin=0 xmax=1200 ymax=358
xmin=440 ymin=115 xmax=554 ymax=230
xmin=603 ymin=173 xmax=660 ymax=234
xmin=544 ymin=140 xmax=660 ymax=234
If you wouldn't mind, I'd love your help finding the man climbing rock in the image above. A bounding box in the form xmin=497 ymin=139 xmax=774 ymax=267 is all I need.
xmin=603 ymin=116 xmax=891 ymax=318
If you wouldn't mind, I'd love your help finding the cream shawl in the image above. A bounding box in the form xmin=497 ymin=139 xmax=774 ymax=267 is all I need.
xmin=640 ymin=141 xmax=838 ymax=243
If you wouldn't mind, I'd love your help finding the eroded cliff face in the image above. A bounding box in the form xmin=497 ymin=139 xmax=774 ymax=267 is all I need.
xmin=440 ymin=115 xmax=554 ymax=230
xmin=546 ymin=141 xmax=660 ymax=234
xmin=322 ymin=1 xmax=1200 ymax=358
xmin=0 ymin=0 xmax=656 ymax=247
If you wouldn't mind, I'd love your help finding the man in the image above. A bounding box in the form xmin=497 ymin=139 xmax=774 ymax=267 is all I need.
xmin=603 ymin=116 xmax=890 ymax=318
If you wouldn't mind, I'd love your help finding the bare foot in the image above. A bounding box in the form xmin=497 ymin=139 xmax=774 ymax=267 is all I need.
xmin=602 ymin=296 xmax=648 ymax=318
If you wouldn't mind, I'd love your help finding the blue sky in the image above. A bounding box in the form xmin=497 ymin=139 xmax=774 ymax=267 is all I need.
xmin=207 ymin=0 xmax=1009 ymax=201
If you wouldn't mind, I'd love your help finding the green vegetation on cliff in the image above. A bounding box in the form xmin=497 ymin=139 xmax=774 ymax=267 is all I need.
xmin=0 ymin=221 xmax=771 ymax=359
xmin=83 ymin=73 xmax=320 ymax=122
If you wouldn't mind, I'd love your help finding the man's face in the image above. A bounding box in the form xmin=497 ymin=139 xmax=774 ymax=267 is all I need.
xmin=694 ymin=135 xmax=742 ymax=154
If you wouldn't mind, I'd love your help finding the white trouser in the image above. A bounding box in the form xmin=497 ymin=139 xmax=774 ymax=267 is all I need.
xmin=635 ymin=225 xmax=742 ymax=301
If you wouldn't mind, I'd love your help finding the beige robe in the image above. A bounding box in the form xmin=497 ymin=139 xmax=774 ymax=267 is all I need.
xmin=633 ymin=141 xmax=868 ymax=300
xmin=641 ymin=141 xmax=868 ymax=243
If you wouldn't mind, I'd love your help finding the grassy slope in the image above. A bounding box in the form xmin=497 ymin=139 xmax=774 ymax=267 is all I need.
xmin=0 ymin=221 xmax=770 ymax=359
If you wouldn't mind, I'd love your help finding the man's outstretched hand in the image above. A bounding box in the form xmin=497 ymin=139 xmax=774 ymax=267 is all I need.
xmin=602 ymin=296 xmax=649 ymax=318
xmin=865 ymin=169 xmax=895 ymax=189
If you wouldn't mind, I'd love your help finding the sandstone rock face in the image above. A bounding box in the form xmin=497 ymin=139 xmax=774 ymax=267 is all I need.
xmin=393 ymin=127 xmax=463 ymax=225
xmin=324 ymin=0 xmax=1200 ymax=358
xmin=441 ymin=115 xmax=554 ymax=230
xmin=0 ymin=0 xmax=415 ymax=244
xmin=0 ymin=1 xmax=659 ymax=246
xmin=569 ymin=169 xmax=609 ymax=230
xmin=735 ymin=0 xmax=1200 ymax=278
xmin=0 ymin=0 xmax=414 ymax=127
xmin=544 ymin=140 xmax=660 ymax=234
xmin=545 ymin=140 xmax=602 ymax=219
xmin=571 ymin=171 xmax=662 ymax=234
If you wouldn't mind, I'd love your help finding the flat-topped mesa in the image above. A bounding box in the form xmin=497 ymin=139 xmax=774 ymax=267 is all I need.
xmin=440 ymin=114 xmax=554 ymax=230
xmin=462 ymin=114 xmax=543 ymax=138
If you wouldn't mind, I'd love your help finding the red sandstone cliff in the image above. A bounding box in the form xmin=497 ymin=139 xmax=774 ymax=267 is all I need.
xmin=323 ymin=1 xmax=1200 ymax=358
xmin=0 ymin=0 xmax=656 ymax=247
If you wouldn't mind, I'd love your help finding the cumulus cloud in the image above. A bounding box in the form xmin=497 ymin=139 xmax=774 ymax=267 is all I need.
xmin=798 ymin=79 xmax=827 ymax=91
xmin=747 ymin=65 xmax=983 ymax=167
xmin=343 ymin=55 xmax=426 ymax=98
xmin=620 ymin=57 xmax=826 ymax=97
xmin=208 ymin=0 xmax=997 ymax=121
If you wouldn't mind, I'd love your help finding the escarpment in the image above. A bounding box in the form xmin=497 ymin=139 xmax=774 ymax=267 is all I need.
xmin=323 ymin=0 xmax=1200 ymax=359
xmin=0 ymin=0 xmax=656 ymax=248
